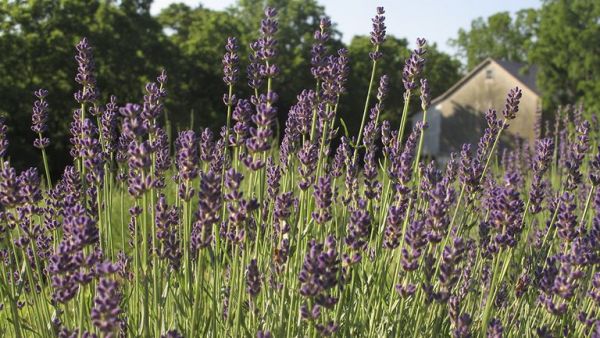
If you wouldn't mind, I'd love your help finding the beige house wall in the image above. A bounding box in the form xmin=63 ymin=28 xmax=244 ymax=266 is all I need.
xmin=415 ymin=60 xmax=540 ymax=158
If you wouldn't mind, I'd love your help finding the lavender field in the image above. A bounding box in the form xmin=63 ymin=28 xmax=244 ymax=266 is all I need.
xmin=0 ymin=5 xmax=599 ymax=338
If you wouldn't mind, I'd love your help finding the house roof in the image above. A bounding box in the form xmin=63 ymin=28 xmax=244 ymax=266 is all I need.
xmin=431 ymin=58 xmax=540 ymax=105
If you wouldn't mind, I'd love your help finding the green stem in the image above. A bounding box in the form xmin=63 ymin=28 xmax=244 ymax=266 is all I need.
xmin=38 ymin=134 xmax=52 ymax=188
xmin=352 ymin=49 xmax=379 ymax=164
xmin=396 ymin=92 xmax=412 ymax=145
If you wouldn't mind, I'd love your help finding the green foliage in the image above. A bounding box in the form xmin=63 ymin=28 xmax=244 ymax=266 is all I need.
xmin=0 ymin=0 xmax=169 ymax=172
xmin=529 ymin=0 xmax=600 ymax=113
xmin=158 ymin=4 xmax=245 ymax=128
xmin=0 ymin=0 xmax=461 ymax=175
xmin=449 ymin=10 xmax=537 ymax=71
xmin=231 ymin=0 xmax=344 ymax=124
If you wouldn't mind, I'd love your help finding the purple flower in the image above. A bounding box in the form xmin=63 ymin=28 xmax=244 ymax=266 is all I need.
xmin=161 ymin=331 xmax=184 ymax=338
xmin=320 ymin=55 xmax=349 ymax=105
xmin=402 ymin=38 xmax=426 ymax=91
xmin=247 ymin=46 xmax=263 ymax=90
xmin=198 ymin=127 xmax=215 ymax=163
xmin=246 ymin=259 xmax=262 ymax=297
xmin=369 ymin=7 xmax=386 ymax=60
xmin=155 ymin=194 xmax=181 ymax=270
xmin=223 ymin=168 xmax=258 ymax=247
xmin=287 ymin=90 xmax=316 ymax=139
xmin=141 ymin=81 xmax=166 ymax=125
xmin=383 ymin=201 xmax=406 ymax=249
xmin=273 ymin=191 xmax=294 ymax=235
xmin=565 ymin=120 xmax=590 ymax=191
xmin=459 ymin=144 xmax=482 ymax=195
xmin=363 ymin=142 xmax=380 ymax=200
xmin=501 ymin=87 xmax=522 ymax=121
xmin=556 ymin=192 xmax=577 ymax=243
xmin=80 ymin=118 xmax=104 ymax=183
xmin=485 ymin=172 xmax=525 ymax=249
xmin=425 ymin=178 xmax=455 ymax=243
xmin=257 ymin=330 xmax=272 ymax=338
xmin=258 ymin=7 xmax=279 ymax=64
xmin=0 ymin=117 xmax=8 ymax=158
xmin=100 ymin=96 xmax=118 ymax=155
xmin=191 ymin=171 xmax=221 ymax=253
xmin=298 ymin=142 xmax=318 ymax=191
xmin=529 ymin=138 xmax=554 ymax=214
xmin=0 ymin=163 xmax=21 ymax=208
xmin=589 ymin=145 xmax=600 ymax=186
xmin=119 ymin=103 xmax=147 ymax=143
xmin=420 ymin=78 xmax=430 ymax=110
xmin=266 ymin=157 xmax=281 ymax=201
xmin=589 ymin=273 xmax=600 ymax=306
xmin=223 ymin=37 xmax=239 ymax=86
xmin=244 ymin=94 xmax=277 ymax=170
xmin=18 ymin=167 xmax=42 ymax=205
xmin=401 ymin=219 xmax=427 ymax=271
xmin=91 ymin=277 xmax=122 ymax=336
xmin=31 ymin=89 xmax=51 ymax=149
xmin=74 ymin=38 xmax=99 ymax=103
xmin=436 ymin=237 xmax=466 ymax=302
xmin=311 ymin=17 xmax=331 ymax=80
xmin=331 ymin=141 xmax=347 ymax=179
xmin=153 ymin=127 xmax=171 ymax=177
xmin=312 ymin=174 xmax=333 ymax=225
xmin=345 ymin=199 xmax=371 ymax=253
xmin=389 ymin=123 xmax=423 ymax=194
xmin=454 ymin=313 xmax=472 ymax=338
xmin=299 ymin=235 xmax=340 ymax=329
xmin=175 ymin=130 xmax=199 ymax=200
xmin=376 ymin=74 xmax=390 ymax=103
xmin=232 ymin=99 xmax=253 ymax=146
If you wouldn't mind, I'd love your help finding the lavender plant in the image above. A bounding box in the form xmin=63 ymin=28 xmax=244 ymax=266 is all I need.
xmin=1 ymin=6 xmax=599 ymax=338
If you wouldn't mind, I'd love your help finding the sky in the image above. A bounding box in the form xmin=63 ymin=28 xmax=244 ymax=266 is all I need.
xmin=151 ymin=0 xmax=541 ymax=55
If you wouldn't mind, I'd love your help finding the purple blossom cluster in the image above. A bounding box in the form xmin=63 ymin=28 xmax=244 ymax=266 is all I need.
xmin=31 ymin=89 xmax=51 ymax=149
xmin=299 ymin=236 xmax=341 ymax=336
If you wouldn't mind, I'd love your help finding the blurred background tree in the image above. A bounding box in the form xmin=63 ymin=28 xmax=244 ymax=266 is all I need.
xmin=448 ymin=10 xmax=537 ymax=71
xmin=529 ymin=0 xmax=600 ymax=113
xmin=0 ymin=0 xmax=170 ymax=173
xmin=7 ymin=0 xmax=597 ymax=175
xmin=158 ymin=3 xmax=245 ymax=129
xmin=452 ymin=0 xmax=600 ymax=115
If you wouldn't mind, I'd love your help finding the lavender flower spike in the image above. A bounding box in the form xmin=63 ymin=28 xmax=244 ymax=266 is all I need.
xmin=501 ymin=87 xmax=522 ymax=120
xmin=223 ymin=37 xmax=239 ymax=86
xmin=32 ymin=89 xmax=51 ymax=149
xmin=369 ymin=7 xmax=386 ymax=60
xmin=74 ymin=37 xmax=99 ymax=103
xmin=0 ymin=117 xmax=8 ymax=158
xmin=91 ymin=277 xmax=123 ymax=336
xmin=402 ymin=38 xmax=427 ymax=91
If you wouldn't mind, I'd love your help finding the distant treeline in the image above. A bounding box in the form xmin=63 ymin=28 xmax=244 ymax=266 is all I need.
xmin=0 ymin=0 xmax=461 ymax=174
xmin=2 ymin=0 xmax=599 ymax=175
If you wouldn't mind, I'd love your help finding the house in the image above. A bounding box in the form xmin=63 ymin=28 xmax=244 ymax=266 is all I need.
xmin=413 ymin=58 xmax=541 ymax=162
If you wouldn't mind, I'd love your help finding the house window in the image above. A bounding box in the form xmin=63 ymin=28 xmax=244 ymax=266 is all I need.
xmin=486 ymin=69 xmax=493 ymax=79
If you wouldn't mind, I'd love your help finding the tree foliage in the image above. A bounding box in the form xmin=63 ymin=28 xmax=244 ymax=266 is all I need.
xmin=449 ymin=10 xmax=537 ymax=70
xmin=453 ymin=1 xmax=600 ymax=114
xmin=0 ymin=0 xmax=170 ymax=172
xmin=158 ymin=3 xmax=245 ymax=128
xmin=0 ymin=0 xmax=461 ymax=173
xmin=530 ymin=0 xmax=600 ymax=112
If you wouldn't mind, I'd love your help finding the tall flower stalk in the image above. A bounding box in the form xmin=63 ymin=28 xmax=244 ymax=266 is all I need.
xmin=31 ymin=89 xmax=52 ymax=188
xmin=352 ymin=6 xmax=386 ymax=163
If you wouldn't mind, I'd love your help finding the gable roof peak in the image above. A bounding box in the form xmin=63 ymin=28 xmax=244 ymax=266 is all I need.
xmin=430 ymin=57 xmax=539 ymax=106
